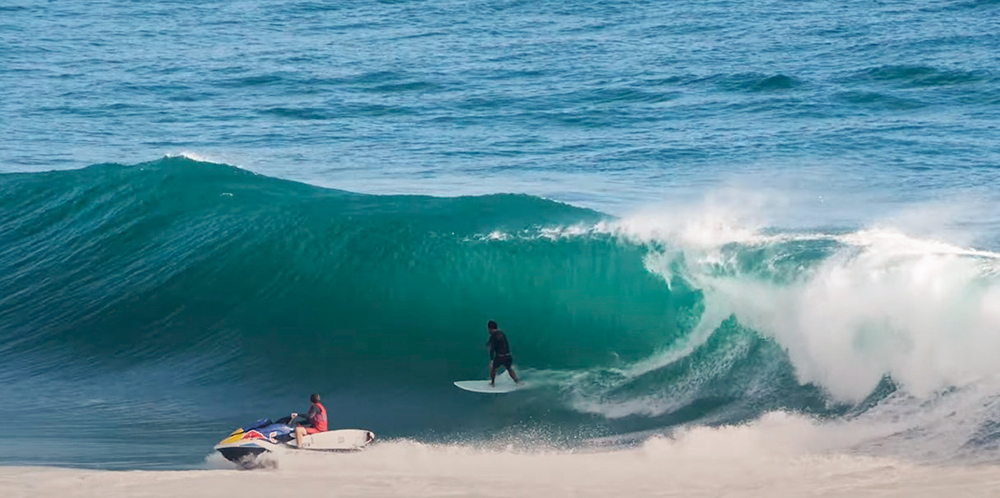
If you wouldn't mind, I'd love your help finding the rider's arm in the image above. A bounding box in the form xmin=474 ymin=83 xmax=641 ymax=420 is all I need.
xmin=305 ymin=405 xmax=319 ymax=422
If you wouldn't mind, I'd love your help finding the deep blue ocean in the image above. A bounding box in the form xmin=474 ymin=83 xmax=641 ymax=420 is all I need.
xmin=2 ymin=0 xmax=1000 ymax=471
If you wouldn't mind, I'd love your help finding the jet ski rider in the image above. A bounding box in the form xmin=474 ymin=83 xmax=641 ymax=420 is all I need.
xmin=290 ymin=393 xmax=328 ymax=447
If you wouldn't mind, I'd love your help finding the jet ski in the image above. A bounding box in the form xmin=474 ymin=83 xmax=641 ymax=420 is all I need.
xmin=214 ymin=415 xmax=375 ymax=468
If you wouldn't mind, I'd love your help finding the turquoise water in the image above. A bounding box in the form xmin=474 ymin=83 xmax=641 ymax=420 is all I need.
xmin=2 ymin=0 xmax=1000 ymax=470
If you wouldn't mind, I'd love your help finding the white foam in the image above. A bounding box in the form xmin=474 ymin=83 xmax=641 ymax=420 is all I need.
xmin=5 ymin=427 xmax=1000 ymax=498
xmin=165 ymin=151 xmax=213 ymax=163
xmin=501 ymin=192 xmax=1000 ymax=433
xmin=163 ymin=151 xmax=250 ymax=170
xmin=712 ymin=230 xmax=1000 ymax=401
xmin=473 ymin=193 xmax=1000 ymax=446
xmin=581 ymin=195 xmax=1000 ymax=401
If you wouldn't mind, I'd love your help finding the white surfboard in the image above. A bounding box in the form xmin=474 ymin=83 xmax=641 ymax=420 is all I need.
xmin=286 ymin=429 xmax=376 ymax=451
xmin=454 ymin=377 xmax=526 ymax=394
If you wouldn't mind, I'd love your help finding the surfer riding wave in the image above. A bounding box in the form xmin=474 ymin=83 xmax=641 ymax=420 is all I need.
xmin=487 ymin=320 xmax=520 ymax=387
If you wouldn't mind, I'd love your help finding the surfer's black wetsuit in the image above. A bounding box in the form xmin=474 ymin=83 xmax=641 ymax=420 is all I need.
xmin=487 ymin=330 xmax=513 ymax=370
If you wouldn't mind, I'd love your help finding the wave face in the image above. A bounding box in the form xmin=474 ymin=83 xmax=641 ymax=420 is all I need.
xmin=5 ymin=158 xmax=1000 ymax=468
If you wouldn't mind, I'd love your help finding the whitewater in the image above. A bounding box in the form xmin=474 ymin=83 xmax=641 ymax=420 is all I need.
xmin=4 ymin=0 xmax=1000 ymax=495
xmin=5 ymin=428 xmax=1000 ymax=498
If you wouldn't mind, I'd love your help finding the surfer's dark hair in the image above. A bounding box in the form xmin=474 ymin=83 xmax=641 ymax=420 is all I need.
xmin=310 ymin=393 xmax=320 ymax=403
xmin=487 ymin=320 xmax=497 ymax=329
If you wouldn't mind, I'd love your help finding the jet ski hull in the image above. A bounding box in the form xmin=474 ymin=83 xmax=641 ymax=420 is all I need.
xmin=214 ymin=419 xmax=375 ymax=468
xmin=216 ymin=445 xmax=269 ymax=467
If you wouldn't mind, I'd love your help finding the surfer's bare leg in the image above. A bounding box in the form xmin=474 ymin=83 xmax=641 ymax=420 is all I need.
xmin=508 ymin=366 xmax=520 ymax=384
xmin=489 ymin=361 xmax=497 ymax=386
xmin=295 ymin=425 xmax=305 ymax=447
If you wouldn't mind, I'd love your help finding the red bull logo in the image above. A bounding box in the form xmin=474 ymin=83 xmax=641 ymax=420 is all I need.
xmin=242 ymin=430 xmax=265 ymax=441
xmin=240 ymin=429 xmax=279 ymax=443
